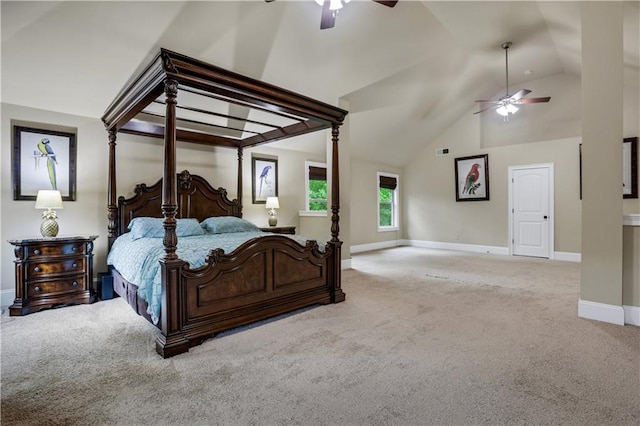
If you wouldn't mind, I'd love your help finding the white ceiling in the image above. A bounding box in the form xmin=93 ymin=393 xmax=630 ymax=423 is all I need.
xmin=2 ymin=1 xmax=638 ymax=167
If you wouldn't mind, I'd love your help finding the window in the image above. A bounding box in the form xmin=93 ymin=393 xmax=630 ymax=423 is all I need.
xmin=378 ymin=172 xmax=399 ymax=231
xmin=302 ymin=161 xmax=328 ymax=215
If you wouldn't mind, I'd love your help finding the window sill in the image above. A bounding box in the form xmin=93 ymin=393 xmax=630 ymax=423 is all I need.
xmin=378 ymin=226 xmax=398 ymax=232
xmin=299 ymin=210 xmax=327 ymax=217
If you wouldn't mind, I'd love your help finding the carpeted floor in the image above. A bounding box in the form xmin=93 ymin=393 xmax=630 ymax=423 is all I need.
xmin=1 ymin=247 xmax=639 ymax=425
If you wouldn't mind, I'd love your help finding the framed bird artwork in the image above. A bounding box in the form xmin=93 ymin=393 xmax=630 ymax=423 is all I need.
xmin=12 ymin=124 xmax=77 ymax=201
xmin=252 ymin=156 xmax=278 ymax=204
xmin=454 ymin=154 xmax=490 ymax=202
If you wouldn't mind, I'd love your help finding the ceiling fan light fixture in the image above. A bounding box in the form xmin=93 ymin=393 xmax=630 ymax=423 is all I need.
xmin=496 ymin=103 xmax=518 ymax=117
xmin=329 ymin=0 xmax=344 ymax=11
xmin=315 ymin=0 xmax=350 ymax=7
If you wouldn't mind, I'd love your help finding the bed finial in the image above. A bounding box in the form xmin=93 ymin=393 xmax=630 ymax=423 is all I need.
xmin=178 ymin=170 xmax=192 ymax=189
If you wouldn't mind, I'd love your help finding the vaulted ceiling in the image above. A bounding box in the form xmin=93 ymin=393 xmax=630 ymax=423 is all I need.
xmin=2 ymin=1 xmax=638 ymax=167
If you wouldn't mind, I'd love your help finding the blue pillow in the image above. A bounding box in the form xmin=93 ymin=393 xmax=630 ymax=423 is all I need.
xmin=200 ymin=216 xmax=260 ymax=234
xmin=128 ymin=217 xmax=205 ymax=240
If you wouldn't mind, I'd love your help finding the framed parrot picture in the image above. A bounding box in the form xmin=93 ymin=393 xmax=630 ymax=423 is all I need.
xmin=454 ymin=154 xmax=490 ymax=201
xmin=251 ymin=156 xmax=278 ymax=204
xmin=12 ymin=124 xmax=77 ymax=201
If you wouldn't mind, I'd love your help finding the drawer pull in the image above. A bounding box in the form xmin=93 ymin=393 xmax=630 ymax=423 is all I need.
xmin=34 ymin=286 xmax=41 ymax=292
xmin=33 ymin=249 xmax=41 ymax=255
xmin=72 ymin=281 xmax=78 ymax=287
xmin=34 ymin=266 xmax=41 ymax=272
xmin=72 ymin=263 xmax=78 ymax=268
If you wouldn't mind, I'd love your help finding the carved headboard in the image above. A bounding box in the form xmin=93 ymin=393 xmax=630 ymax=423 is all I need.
xmin=117 ymin=170 xmax=241 ymax=236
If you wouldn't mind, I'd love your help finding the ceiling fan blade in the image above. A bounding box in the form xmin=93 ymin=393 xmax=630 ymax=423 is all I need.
xmin=518 ymin=97 xmax=551 ymax=104
xmin=320 ymin=0 xmax=335 ymax=29
xmin=371 ymin=0 xmax=399 ymax=7
xmin=475 ymin=99 xmax=500 ymax=104
xmin=510 ymin=89 xmax=532 ymax=101
xmin=474 ymin=105 xmax=497 ymax=115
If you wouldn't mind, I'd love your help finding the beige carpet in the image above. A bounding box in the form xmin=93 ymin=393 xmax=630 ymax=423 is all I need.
xmin=2 ymin=247 xmax=639 ymax=425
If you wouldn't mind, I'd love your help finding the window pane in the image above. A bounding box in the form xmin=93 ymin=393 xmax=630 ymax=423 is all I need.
xmin=309 ymin=179 xmax=327 ymax=211
xmin=379 ymin=203 xmax=392 ymax=226
xmin=310 ymin=201 xmax=328 ymax=211
xmin=379 ymin=187 xmax=393 ymax=202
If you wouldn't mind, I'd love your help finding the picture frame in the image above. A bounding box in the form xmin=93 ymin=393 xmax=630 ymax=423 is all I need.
xmin=455 ymin=154 xmax=489 ymax=201
xmin=12 ymin=125 xmax=77 ymax=201
xmin=580 ymin=137 xmax=638 ymax=199
xmin=623 ymin=137 xmax=638 ymax=199
xmin=252 ymin=156 xmax=278 ymax=204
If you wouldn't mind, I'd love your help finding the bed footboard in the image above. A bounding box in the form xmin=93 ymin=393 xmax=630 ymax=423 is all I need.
xmin=156 ymin=236 xmax=342 ymax=358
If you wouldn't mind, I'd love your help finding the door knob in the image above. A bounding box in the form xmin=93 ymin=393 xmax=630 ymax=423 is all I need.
xmin=543 ymin=215 xmax=548 ymax=219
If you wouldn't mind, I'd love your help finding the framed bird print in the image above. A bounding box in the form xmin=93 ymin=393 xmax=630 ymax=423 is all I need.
xmin=12 ymin=124 xmax=77 ymax=201
xmin=252 ymin=156 xmax=278 ymax=204
xmin=454 ymin=154 xmax=489 ymax=201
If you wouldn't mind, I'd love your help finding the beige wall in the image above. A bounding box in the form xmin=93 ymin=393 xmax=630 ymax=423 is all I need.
xmin=403 ymin=108 xmax=584 ymax=253
xmin=580 ymin=3 xmax=624 ymax=307
xmin=350 ymin=159 xmax=402 ymax=247
xmin=1 ymin=103 xmax=333 ymax=306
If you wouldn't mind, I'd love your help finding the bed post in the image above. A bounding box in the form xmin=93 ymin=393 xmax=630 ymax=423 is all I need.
xmin=157 ymin=77 xmax=189 ymax=358
xmin=107 ymin=130 xmax=118 ymax=250
xmin=330 ymin=123 xmax=346 ymax=303
xmin=237 ymin=147 xmax=243 ymax=217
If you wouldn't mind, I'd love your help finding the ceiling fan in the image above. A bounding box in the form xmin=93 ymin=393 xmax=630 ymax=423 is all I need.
xmin=474 ymin=42 xmax=551 ymax=119
xmin=265 ymin=0 xmax=398 ymax=30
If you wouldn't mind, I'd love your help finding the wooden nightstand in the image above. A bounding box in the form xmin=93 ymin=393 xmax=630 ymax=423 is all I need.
xmin=8 ymin=235 xmax=98 ymax=316
xmin=259 ymin=226 xmax=296 ymax=235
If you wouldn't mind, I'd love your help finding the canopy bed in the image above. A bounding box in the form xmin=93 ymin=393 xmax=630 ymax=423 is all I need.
xmin=102 ymin=49 xmax=347 ymax=358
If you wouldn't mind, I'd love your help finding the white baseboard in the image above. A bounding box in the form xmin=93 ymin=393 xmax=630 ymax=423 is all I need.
xmin=351 ymin=240 xmax=399 ymax=254
xmin=554 ymin=252 xmax=581 ymax=262
xmin=399 ymin=239 xmax=509 ymax=256
xmin=341 ymin=258 xmax=352 ymax=270
xmin=623 ymin=214 xmax=640 ymax=226
xmin=578 ymin=299 xmax=625 ymax=325
xmin=623 ymin=305 xmax=640 ymax=326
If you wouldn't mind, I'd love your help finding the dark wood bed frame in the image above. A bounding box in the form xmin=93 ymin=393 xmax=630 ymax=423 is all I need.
xmin=102 ymin=49 xmax=348 ymax=358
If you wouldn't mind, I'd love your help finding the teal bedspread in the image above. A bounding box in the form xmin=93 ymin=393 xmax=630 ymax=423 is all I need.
xmin=107 ymin=231 xmax=324 ymax=324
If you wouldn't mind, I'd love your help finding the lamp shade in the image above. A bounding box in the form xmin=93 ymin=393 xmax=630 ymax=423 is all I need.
xmin=265 ymin=197 xmax=279 ymax=209
xmin=35 ymin=190 xmax=63 ymax=209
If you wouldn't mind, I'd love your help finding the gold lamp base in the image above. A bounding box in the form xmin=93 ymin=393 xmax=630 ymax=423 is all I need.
xmin=40 ymin=210 xmax=59 ymax=237
xmin=40 ymin=218 xmax=59 ymax=237
xmin=268 ymin=214 xmax=278 ymax=227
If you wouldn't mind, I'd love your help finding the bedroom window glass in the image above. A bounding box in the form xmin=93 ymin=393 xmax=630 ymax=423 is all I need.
xmin=378 ymin=172 xmax=399 ymax=231
xmin=306 ymin=161 xmax=328 ymax=213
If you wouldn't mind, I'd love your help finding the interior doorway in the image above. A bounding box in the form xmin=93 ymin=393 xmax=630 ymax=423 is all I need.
xmin=508 ymin=164 xmax=554 ymax=259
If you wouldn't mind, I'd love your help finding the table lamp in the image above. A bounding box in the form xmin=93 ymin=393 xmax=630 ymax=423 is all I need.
xmin=35 ymin=190 xmax=63 ymax=237
xmin=265 ymin=196 xmax=279 ymax=226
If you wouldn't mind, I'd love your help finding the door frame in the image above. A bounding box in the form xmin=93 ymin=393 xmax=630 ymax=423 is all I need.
xmin=508 ymin=163 xmax=555 ymax=259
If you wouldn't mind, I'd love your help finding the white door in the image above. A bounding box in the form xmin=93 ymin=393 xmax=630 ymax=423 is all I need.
xmin=510 ymin=165 xmax=553 ymax=258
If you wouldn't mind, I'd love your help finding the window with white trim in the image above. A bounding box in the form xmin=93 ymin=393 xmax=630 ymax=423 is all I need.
xmin=303 ymin=161 xmax=328 ymax=214
xmin=378 ymin=172 xmax=399 ymax=231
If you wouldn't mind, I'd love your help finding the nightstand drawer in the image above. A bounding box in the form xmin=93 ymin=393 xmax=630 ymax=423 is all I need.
xmin=28 ymin=242 xmax=86 ymax=258
xmin=26 ymin=277 xmax=86 ymax=299
xmin=27 ymin=257 xmax=85 ymax=277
